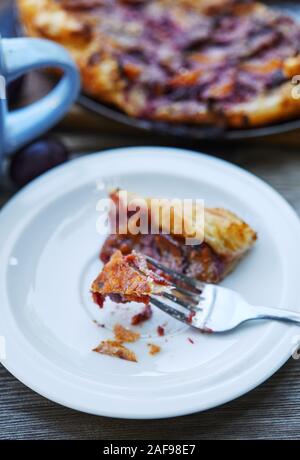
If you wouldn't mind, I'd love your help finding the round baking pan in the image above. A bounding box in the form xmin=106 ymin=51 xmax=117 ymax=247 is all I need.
xmin=5 ymin=1 xmax=300 ymax=140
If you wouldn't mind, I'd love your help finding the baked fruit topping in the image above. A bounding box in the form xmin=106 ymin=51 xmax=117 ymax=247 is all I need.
xmin=18 ymin=0 xmax=300 ymax=127
xmin=99 ymin=189 xmax=257 ymax=284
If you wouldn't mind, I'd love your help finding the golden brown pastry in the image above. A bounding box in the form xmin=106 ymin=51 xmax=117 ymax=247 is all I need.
xmin=18 ymin=0 xmax=300 ymax=128
xmin=91 ymin=249 xmax=170 ymax=307
xmin=99 ymin=189 xmax=257 ymax=284
xmin=113 ymin=324 xmax=141 ymax=343
xmin=93 ymin=339 xmax=138 ymax=362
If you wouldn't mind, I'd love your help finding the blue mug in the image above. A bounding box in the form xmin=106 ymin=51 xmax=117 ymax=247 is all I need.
xmin=0 ymin=37 xmax=80 ymax=164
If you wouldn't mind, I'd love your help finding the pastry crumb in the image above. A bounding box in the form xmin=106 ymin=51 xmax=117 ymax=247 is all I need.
xmin=131 ymin=304 xmax=152 ymax=325
xmin=157 ymin=325 xmax=165 ymax=336
xmin=114 ymin=323 xmax=140 ymax=343
xmin=147 ymin=343 xmax=161 ymax=355
xmin=93 ymin=340 xmax=137 ymax=362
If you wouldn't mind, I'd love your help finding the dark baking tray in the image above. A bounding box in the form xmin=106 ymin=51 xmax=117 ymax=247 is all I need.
xmin=4 ymin=1 xmax=300 ymax=140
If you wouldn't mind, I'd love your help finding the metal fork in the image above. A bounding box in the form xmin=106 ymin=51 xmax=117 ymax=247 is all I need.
xmin=146 ymin=256 xmax=300 ymax=333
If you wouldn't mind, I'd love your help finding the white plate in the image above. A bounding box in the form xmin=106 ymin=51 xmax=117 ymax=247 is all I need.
xmin=1 ymin=147 xmax=300 ymax=419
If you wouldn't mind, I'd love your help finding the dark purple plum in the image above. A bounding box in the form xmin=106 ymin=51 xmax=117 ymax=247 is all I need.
xmin=9 ymin=138 xmax=70 ymax=187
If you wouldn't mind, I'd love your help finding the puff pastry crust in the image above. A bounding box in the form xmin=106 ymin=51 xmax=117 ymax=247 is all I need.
xmin=93 ymin=339 xmax=138 ymax=362
xmin=18 ymin=0 xmax=300 ymax=128
xmin=91 ymin=250 xmax=170 ymax=307
xmin=99 ymin=189 xmax=257 ymax=284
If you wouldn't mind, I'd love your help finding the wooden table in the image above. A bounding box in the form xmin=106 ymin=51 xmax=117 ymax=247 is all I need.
xmin=1 ymin=1 xmax=300 ymax=441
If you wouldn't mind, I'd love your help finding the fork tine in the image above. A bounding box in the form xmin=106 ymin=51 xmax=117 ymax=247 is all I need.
xmin=145 ymin=256 xmax=204 ymax=292
xmin=150 ymin=296 xmax=192 ymax=325
xmin=171 ymin=284 xmax=200 ymax=299
xmin=162 ymin=292 xmax=201 ymax=311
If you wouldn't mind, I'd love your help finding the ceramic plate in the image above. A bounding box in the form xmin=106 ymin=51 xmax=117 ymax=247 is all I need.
xmin=1 ymin=147 xmax=300 ymax=419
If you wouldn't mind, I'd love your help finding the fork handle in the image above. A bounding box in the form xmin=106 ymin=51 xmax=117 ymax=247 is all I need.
xmin=254 ymin=306 xmax=300 ymax=324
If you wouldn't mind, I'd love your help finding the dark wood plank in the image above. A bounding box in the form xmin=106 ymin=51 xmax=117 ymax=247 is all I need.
xmin=0 ymin=357 xmax=299 ymax=440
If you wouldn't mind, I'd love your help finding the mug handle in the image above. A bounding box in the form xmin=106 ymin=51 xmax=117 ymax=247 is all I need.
xmin=2 ymin=37 xmax=80 ymax=154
